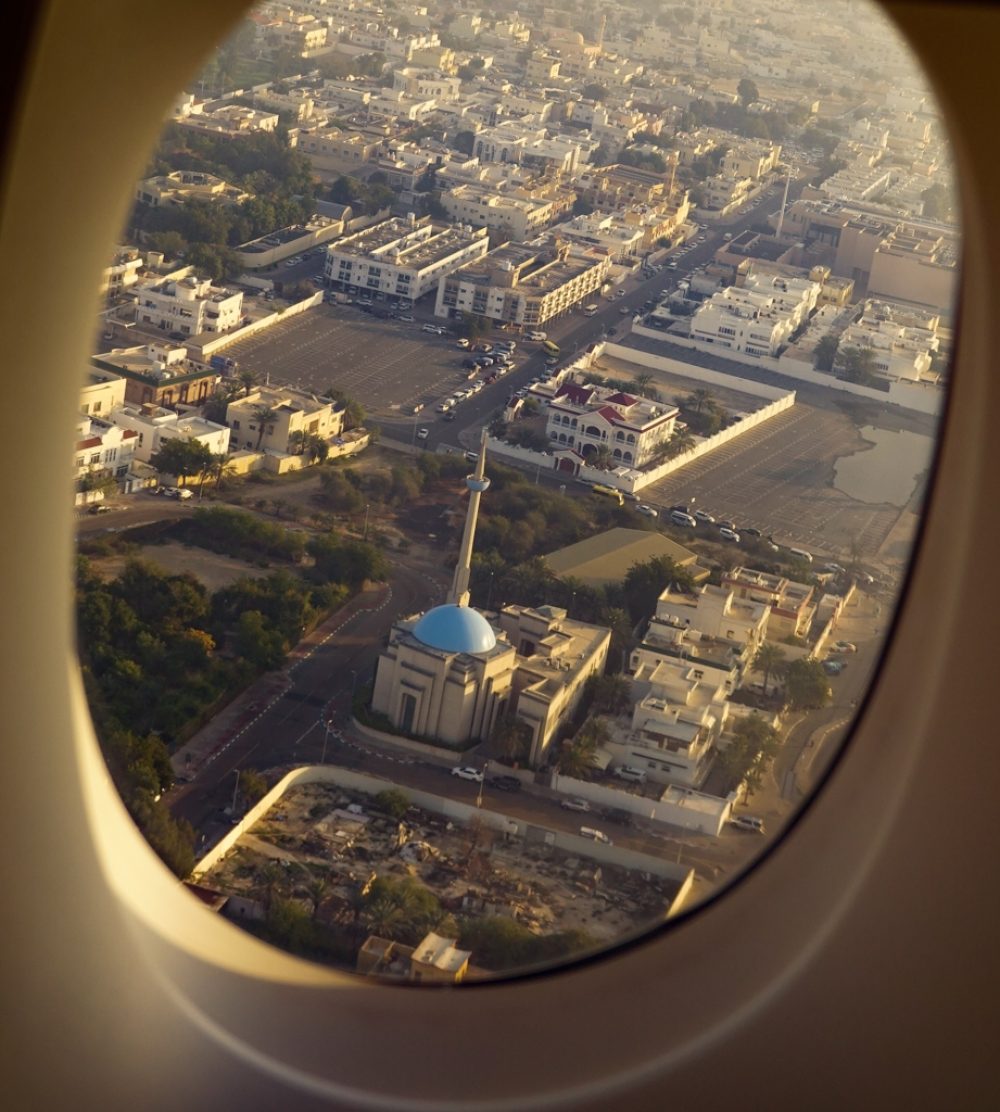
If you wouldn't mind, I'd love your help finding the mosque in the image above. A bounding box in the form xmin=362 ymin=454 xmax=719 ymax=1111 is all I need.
xmin=370 ymin=436 xmax=610 ymax=767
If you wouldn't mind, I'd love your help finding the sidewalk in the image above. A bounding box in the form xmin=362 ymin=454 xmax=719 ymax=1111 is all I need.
xmin=170 ymin=584 xmax=390 ymax=779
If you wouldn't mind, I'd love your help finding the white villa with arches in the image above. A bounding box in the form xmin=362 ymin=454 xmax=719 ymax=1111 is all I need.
xmin=544 ymin=382 xmax=678 ymax=468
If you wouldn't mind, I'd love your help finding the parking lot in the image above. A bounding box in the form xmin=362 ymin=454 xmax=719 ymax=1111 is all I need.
xmin=221 ymin=305 xmax=501 ymax=419
xmin=639 ymin=402 xmax=903 ymax=559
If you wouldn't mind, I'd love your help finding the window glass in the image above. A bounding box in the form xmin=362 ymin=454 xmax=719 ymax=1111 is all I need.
xmin=78 ymin=0 xmax=955 ymax=982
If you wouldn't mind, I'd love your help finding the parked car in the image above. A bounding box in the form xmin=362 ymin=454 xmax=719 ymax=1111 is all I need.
xmin=718 ymin=527 xmax=741 ymax=543
xmin=579 ymin=827 xmax=613 ymax=845
xmin=832 ymin=641 xmax=858 ymax=654
xmin=450 ymin=766 xmax=484 ymax=782
xmin=619 ymin=305 xmax=631 ymax=315
xmin=415 ymin=428 xmax=429 ymax=441
xmin=87 ymin=504 xmax=112 ymax=514
xmin=560 ymin=797 xmax=591 ymax=813
xmin=457 ymin=338 xmax=470 ymax=349
xmin=823 ymin=660 xmax=845 ymax=676
xmin=823 ymin=562 xmax=846 ymax=575
xmin=489 ymin=775 xmax=521 ymax=792
xmin=693 ymin=509 xmax=715 ymax=524
xmin=742 ymin=526 xmax=762 ymax=538
xmin=421 ymin=323 xmax=441 ymax=334
xmin=397 ymin=314 xmax=414 ymax=323
xmin=636 ymin=504 xmax=658 ymax=518
xmin=443 ymin=411 xmax=457 ymax=422
xmin=730 ymin=815 xmax=766 ymax=834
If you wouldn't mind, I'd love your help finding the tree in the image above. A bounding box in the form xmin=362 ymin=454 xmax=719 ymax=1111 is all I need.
xmin=304 ymin=873 xmax=330 ymax=920
xmin=753 ymin=642 xmax=787 ymax=695
xmin=783 ymin=659 xmax=832 ymax=710
xmin=737 ymin=77 xmax=760 ymax=107
xmin=689 ymin=387 xmax=714 ymax=415
xmin=209 ymin=451 xmax=236 ymax=490
xmin=583 ymin=83 xmax=609 ymax=102
xmin=239 ymin=768 xmax=268 ymax=806
xmin=491 ymin=715 xmax=532 ymax=764
xmin=921 ymin=182 xmax=953 ymax=223
xmin=149 ymin=437 xmax=214 ymax=487
xmin=717 ymin=713 xmax=781 ymax=798
xmin=589 ymin=673 xmax=632 ymax=716
xmin=836 ymin=345 xmax=878 ymax=386
xmin=623 ymin=555 xmax=695 ymax=623
xmin=813 ymin=334 xmax=840 ymax=373
xmin=453 ymin=130 xmax=476 ymax=156
xmin=633 ymin=372 xmax=656 ymax=398
xmin=251 ymin=405 xmax=278 ymax=451
xmin=374 ymin=788 xmax=411 ymax=821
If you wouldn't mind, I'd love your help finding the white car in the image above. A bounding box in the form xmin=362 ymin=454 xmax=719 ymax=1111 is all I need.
xmin=619 ymin=305 xmax=631 ymax=315
xmin=718 ymin=527 xmax=741 ymax=543
xmin=832 ymin=641 xmax=858 ymax=654
xmin=580 ymin=827 xmax=613 ymax=845
xmin=415 ymin=428 xmax=429 ymax=441
xmin=636 ymin=504 xmax=658 ymax=518
xmin=693 ymin=509 xmax=715 ymax=524
xmin=451 ymin=766 xmax=484 ymax=782
xmin=560 ymin=797 xmax=591 ymax=813
xmin=730 ymin=815 xmax=766 ymax=834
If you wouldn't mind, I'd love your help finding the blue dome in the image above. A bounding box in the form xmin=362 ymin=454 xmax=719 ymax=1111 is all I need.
xmin=412 ymin=604 xmax=497 ymax=654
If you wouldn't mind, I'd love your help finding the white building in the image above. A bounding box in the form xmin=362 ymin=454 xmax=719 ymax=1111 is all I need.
xmin=325 ymin=217 xmax=489 ymax=303
xmin=837 ymin=299 xmax=940 ymax=382
xmin=547 ymin=211 xmax=646 ymax=263
xmin=135 ymin=275 xmax=243 ymax=338
xmin=109 ymin=404 xmax=230 ymax=464
xmin=544 ymin=381 xmax=679 ymax=468
xmin=74 ymin=418 xmax=138 ymax=482
xmin=690 ymin=274 xmax=821 ymax=357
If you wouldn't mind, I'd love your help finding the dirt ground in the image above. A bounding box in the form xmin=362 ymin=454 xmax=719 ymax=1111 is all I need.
xmin=88 ymin=542 xmax=271 ymax=593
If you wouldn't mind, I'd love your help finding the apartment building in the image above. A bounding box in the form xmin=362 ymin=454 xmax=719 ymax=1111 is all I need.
xmin=721 ymin=141 xmax=782 ymax=182
xmin=391 ymin=67 xmax=461 ymax=101
xmin=80 ymin=367 xmax=126 ymax=420
xmin=690 ymin=273 xmax=821 ymax=358
xmin=174 ymin=101 xmax=279 ymax=137
xmin=610 ymin=691 xmax=722 ymax=789
xmin=225 ymin=386 xmax=345 ymax=456
xmin=439 ymin=184 xmax=557 ymax=242
xmin=575 ymin=163 xmax=672 ymax=209
xmin=721 ymin=567 xmax=816 ymax=641
xmin=101 ymin=247 xmax=144 ymax=296
xmin=548 ymin=211 xmax=645 ymax=262
xmin=290 ymin=125 xmax=382 ymax=177
xmin=434 ymin=240 xmax=611 ymax=327
xmin=325 ymin=217 xmax=489 ymax=303
xmin=135 ymin=275 xmax=243 ymax=337
xmin=702 ymin=173 xmax=754 ymax=212
xmin=545 ymin=381 xmax=678 ymax=468
xmin=867 ymin=224 xmax=958 ymax=314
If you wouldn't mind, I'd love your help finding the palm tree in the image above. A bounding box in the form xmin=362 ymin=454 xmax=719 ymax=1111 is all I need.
xmin=304 ymin=874 xmax=330 ymax=920
xmin=238 ymin=369 xmax=258 ymax=397
xmin=287 ymin=430 xmax=306 ymax=455
xmin=591 ymin=445 xmax=613 ymax=471
xmin=209 ymin=452 xmax=235 ymax=490
xmin=555 ymin=740 xmax=598 ymax=780
xmin=491 ymin=715 xmax=532 ymax=764
xmin=252 ymin=405 xmax=278 ymax=451
xmin=690 ymin=387 xmax=714 ymax=415
xmin=753 ymin=642 xmax=788 ymax=695
xmin=257 ymin=861 xmax=284 ymax=911
xmin=633 ymin=372 xmax=655 ymax=397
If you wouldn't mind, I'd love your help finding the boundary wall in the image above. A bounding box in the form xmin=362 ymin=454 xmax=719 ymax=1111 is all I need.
xmin=629 ymin=324 xmax=942 ymax=416
xmin=192 ymin=763 xmax=695 ymax=909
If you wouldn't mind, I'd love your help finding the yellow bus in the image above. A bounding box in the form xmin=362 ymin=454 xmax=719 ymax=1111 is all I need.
xmin=590 ymin=483 xmax=624 ymax=505
xmin=542 ymin=340 xmax=560 ymax=356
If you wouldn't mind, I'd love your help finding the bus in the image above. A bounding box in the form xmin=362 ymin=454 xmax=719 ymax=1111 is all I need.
xmin=590 ymin=483 xmax=624 ymax=505
xmin=583 ymin=304 xmax=599 ymax=317
xmin=542 ymin=340 xmax=560 ymax=356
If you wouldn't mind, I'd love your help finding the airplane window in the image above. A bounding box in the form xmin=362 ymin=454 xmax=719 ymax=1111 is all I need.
xmin=76 ymin=0 xmax=956 ymax=983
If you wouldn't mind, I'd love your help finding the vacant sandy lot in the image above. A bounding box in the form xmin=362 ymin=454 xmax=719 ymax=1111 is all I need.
xmin=88 ymin=541 xmax=271 ymax=593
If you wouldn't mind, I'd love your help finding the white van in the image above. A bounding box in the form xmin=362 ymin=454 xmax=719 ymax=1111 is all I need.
xmin=670 ymin=510 xmax=697 ymax=528
xmin=579 ymin=827 xmax=613 ymax=845
xmin=789 ymin=547 xmax=813 ymax=563
xmin=614 ymin=765 xmax=647 ymax=784
xmin=730 ymin=815 xmax=766 ymax=834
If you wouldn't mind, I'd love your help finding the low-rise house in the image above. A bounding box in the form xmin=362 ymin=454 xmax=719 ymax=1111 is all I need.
xmin=134 ymin=274 xmax=243 ymax=338
xmin=109 ymin=404 xmax=230 ymax=463
xmin=225 ymin=386 xmax=345 ymax=456
xmin=722 ymin=567 xmax=816 ymax=641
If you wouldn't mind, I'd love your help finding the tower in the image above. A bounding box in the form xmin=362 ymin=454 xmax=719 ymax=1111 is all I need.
xmin=448 ymin=426 xmax=490 ymax=607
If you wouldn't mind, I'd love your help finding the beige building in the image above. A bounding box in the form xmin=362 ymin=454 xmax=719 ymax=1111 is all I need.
xmin=544 ymin=528 xmax=707 ymax=591
xmin=357 ymin=932 xmax=471 ymax=983
xmin=435 ymin=240 xmax=611 ymax=327
xmin=92 ymin=344 xmax=218 ymax=408
xmin=867 ymin=225 xmax=958 ymax=314
xmin=80 ymin=366 xmax=127 ymax=420
xmin=135 ymin=171 xmax=249 ymax=209
xmin=721 ymin=567 xmax=816 ymax=641
xmin=225 ymin=387 xmax=345 ymax=456
xmin=290 ymin=125 xmax=381 ymax=178
xmin=370 ymin=443 xmax=610 ymax=767
xmin=439 ymin=185 xmax=557 ymax=242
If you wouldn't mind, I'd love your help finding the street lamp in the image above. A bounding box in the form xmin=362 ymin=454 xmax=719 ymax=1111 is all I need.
xmin=230 ymin=769 xmax=241 ymax=818
xmin=321 ymin=720 xmax=333 ymax=764
xmin=476 ymin=760 xmax=489 ymax=808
